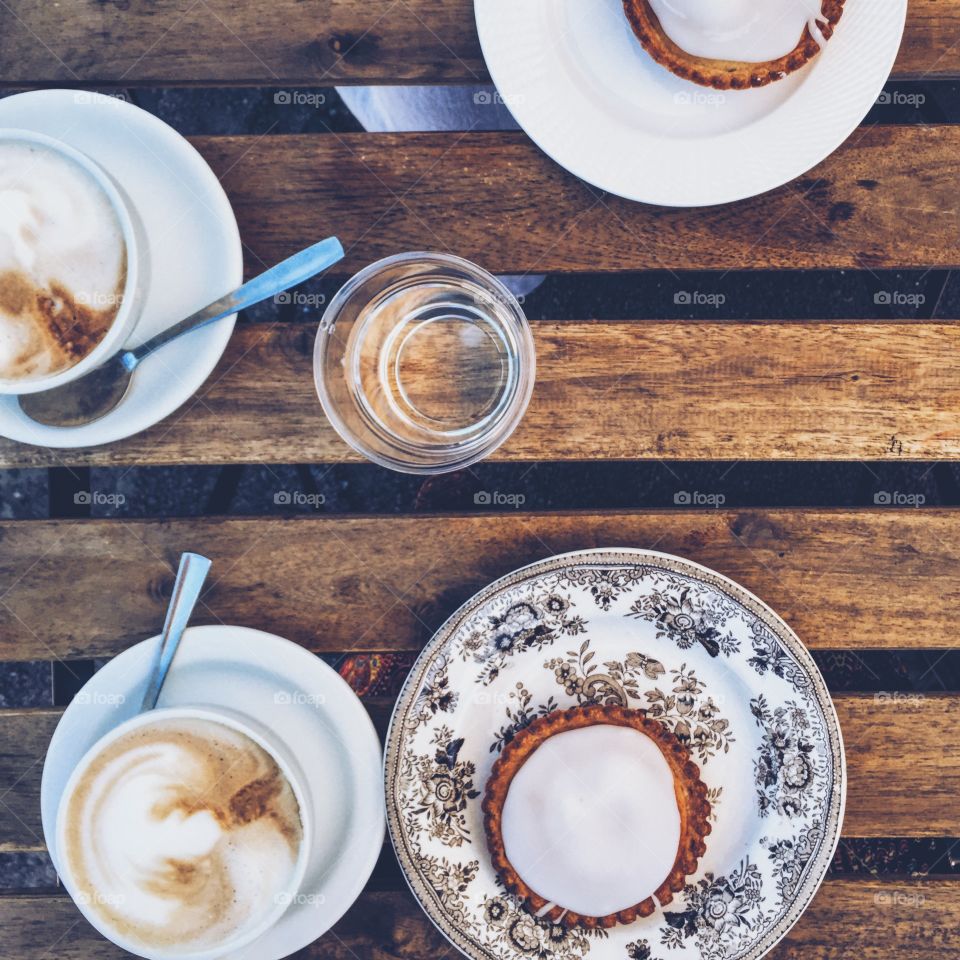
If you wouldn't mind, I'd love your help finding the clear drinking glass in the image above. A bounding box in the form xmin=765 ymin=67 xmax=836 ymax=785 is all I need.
xmin=314 ymin=253 xmax=535 ymax=474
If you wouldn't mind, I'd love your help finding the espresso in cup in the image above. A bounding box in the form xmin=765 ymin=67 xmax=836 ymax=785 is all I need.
xmin=58 ymin=714 xmax=305 ymax=957
xmin=0 ymin=137 xmax=128 ymax=382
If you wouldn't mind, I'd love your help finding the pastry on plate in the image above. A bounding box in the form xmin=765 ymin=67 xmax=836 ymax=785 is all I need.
xmin=482 ymin=704 xmax=711 ymax=929
xmin=622 ymin=0 xmax=846 ymax=90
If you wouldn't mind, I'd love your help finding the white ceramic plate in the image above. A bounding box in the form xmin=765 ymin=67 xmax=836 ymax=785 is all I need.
xmin=41 ymin=625 xmax=385 ymax=960
xmin=474 ymin=0 xmax=907 ymax=205
xmin=386 ymin=549 xmax=845 ymax=960
xmin=0 ymin=89 xmax=242 ymax=448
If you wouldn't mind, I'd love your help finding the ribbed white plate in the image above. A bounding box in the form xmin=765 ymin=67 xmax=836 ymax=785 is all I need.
xmin=475 ymin=0 xmax=907 ymax=206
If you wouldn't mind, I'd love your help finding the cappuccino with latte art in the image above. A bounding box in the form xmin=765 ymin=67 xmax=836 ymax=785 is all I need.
xmin=58 ymin=713 xmax=306 ymax=958
xmin=0 ymin=137 xmax=128 ymax=383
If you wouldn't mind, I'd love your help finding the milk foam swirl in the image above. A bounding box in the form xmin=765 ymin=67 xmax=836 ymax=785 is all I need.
xmin=61 ymin=718 xmax=303 ymax=955
xmin=0 ymin=140 xmax=127 ymax=381
xmin=647 ymin=0 xmax=829 ymax=63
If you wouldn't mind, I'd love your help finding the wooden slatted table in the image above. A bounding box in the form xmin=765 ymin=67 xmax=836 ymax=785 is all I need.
xmin=1 ymin=2 xmax=958 ymax=958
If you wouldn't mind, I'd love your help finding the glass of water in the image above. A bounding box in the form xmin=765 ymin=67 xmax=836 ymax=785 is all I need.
xmin=314 ymin=253 xmax=535 ymax=474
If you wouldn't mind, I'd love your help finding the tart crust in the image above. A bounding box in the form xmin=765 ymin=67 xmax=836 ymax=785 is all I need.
xmin=482 ymin=704 xmax=712 ymax=929
xmin=622 ymin=0 xmax=846 ymax=90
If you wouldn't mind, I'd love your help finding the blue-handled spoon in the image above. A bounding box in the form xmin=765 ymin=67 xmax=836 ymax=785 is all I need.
xmin=19 ymin=237 xmax=345 ymax=427
xmin=140 ymin=551 xmax=212 ymax=712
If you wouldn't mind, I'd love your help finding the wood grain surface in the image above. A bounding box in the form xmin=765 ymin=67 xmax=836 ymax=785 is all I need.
xmin=2 ymin=694 xmax=958 ymax=853
xmin=1 ymin=0 xmax=956 ymax=954
xmin=1 ymin=320 xmax=959 ymax=468
xmin=0 ymin=880 xmax=956 ymax=958
xmin=187 ymin=129 xmax=960 ymax=275
xmin=1 ymin=510 xmax=958 ymax=659
xmin=0 ymin=0 xmax=951 ymax=84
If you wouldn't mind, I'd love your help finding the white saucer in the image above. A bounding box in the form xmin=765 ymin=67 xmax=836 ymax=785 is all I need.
xmin=0 ymin=89 xmax=242 ymax=448
xmin=40 ymin=625 xmax=385 ymax=960
xmin=475 ymin=0 xmax=907 ymax=206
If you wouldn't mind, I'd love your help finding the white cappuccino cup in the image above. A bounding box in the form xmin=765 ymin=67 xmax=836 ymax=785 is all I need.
xmin=0 ymin=128 xmax=143 ymax=395
xmin=54 ymin=705 xmax=313 ymax=960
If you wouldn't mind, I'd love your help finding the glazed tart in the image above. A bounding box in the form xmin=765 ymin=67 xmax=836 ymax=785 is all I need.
xmin=622 ymin=0 xmax=846 ymax=90
xmin=482 ymin=704 xmax=711 ymax=929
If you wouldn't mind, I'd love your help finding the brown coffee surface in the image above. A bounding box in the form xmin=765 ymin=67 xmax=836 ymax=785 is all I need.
xmin=0 ymin=269 xmax=123 ymax=378
xmin=61 ymin=717 xmax=303 ymax=954
xmin=0 ymin=139 xmax=128 ymax=381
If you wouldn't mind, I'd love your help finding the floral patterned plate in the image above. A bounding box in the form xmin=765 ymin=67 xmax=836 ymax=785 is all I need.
xmin=385 ymin=549 xmax=845 ymax=960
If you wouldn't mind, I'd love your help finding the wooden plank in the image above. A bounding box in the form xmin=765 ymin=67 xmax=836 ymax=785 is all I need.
xmin=0 ymin=0 xmax=953 ymax=84
xmin=0 ymin=511 xmax=958 ymax=659
xmin=0 ymin=881 xmax=956 ymax=957
xmin=0 ymin=0 xmax=489 ymax=87
xmin=2 ymin=696 xmax=957 ymax=852
xmin=1 ymin=320 xmax=958 ymax=468
xmin=899 ymin=0 xmax=960 ymax=77
xmin=190 ymin=129 xmax=960 ymax=274
xmin=836 ymin=694 xmax=960 ymax=838
xmin=0 ymin=711 xmax=57 ymax=852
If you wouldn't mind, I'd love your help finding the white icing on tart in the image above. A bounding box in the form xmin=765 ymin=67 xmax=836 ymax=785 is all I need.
xmin=647 ymin=0 xmax=830 ymax=63
xmin=499 ymin=724 xmax=681 ymax=918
